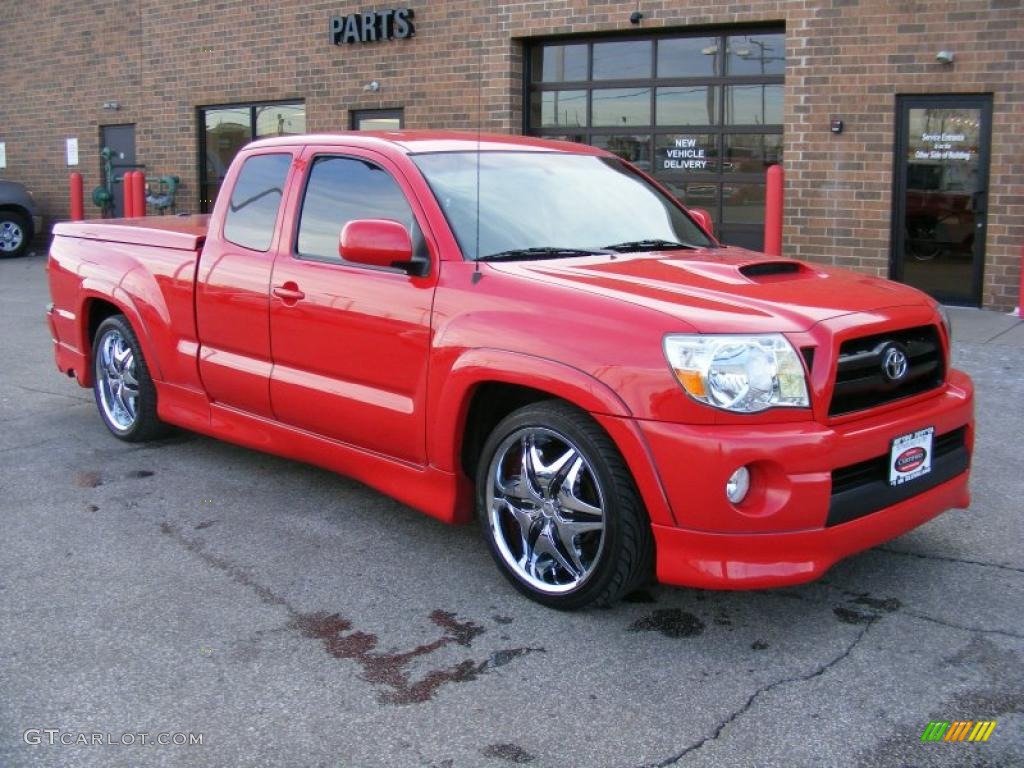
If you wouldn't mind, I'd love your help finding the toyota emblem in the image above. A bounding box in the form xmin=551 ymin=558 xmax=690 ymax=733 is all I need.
xmin=882 ymin=346 xmax=909 ymax=381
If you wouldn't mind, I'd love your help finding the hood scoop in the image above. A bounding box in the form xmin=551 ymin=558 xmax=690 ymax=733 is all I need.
xmin=739 ymin=260 xmax=816 ymax=283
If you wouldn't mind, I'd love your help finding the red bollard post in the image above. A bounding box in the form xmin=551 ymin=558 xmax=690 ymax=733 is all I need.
xmin=764 ymin=164 xmax=784 ymax=256
xmin=134 ymin=171 xmax=147 ymax=217
xmin=123 ymin=172 xmax=135 ymax=218
xmin=69 ymin=172 xmax=84 ymax=221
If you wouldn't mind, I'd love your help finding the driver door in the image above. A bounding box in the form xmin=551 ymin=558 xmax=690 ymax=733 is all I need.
xmin=267 ymin=145 xmax=437 ymax=464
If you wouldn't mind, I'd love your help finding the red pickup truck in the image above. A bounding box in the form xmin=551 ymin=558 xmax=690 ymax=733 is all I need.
xmin=47 ymin=132 xmax=973 ymax=609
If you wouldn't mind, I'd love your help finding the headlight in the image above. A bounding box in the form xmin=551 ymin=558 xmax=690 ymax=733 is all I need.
xmin=664 ymin=334 xmax=810 ymax=413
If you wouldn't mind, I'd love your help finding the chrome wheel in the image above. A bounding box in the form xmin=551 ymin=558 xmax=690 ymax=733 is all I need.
xmin=95 ymin=328 xmax=140 ymax=431
xmin=486 ymin=427 xmax=606 ymax=595
xmin=0 ymin=218 xmax=25 ymax=253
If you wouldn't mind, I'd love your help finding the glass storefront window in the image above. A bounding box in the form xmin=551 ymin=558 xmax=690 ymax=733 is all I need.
xmin=722 ymin=183 xmax=766 ymax=223
xmin=527 ymin=30 xmax=783 ymax=249
xmin=352 ymin=109 xmax=404 ymax=130
xmin=255 ymin=104 xmax=306 ymax=137
xmin=592 ymin=88 xmax=651 ymax=126
xmin=723 ymin=134 xmax=782 ymax=172
xmin=532 ymin=43 xmax=588 ymax=82
xmin=593 ymin=40 xmax=652 ymax=80
xmin=657 ymin=37 xmax=719 ymax=77
xmin=537 ymin=90 xmax=588 ymax=127
xmin=655 ymin=134 xmax=719 ymax=174
xmin=726 ymin=33 xmax=785 ymax=75
xmin=198 ymin=101 xmax=305 ymax=213
xmin=591 ymin=135 xmax=652 ymax=170
xmin=656 ymin=87 xmax=717 ymax=126
xmin=724 ymin=85 xmax=783 ymax=125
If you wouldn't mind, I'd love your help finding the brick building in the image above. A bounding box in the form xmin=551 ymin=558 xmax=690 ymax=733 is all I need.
xmin=1 ymin=0 xmax=1021 ymax=308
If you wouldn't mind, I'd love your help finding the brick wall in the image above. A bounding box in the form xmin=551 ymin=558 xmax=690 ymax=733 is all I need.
xmin=1 ymin=0 xmax=1020 ymax=308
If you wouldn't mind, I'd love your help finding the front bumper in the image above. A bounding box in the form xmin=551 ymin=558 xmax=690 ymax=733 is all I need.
xmin=641 ymin=371 xmax=973 ymax=589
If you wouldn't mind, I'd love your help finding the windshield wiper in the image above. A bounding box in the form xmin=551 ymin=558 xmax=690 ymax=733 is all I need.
xmin=477 ymin=247 xmax=609 ymax=262
xmin=601 ymin=239 xmax=700 ymax=253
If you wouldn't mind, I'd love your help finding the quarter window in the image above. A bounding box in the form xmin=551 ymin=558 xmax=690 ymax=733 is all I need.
xmin=222 ymin=153 xmax=291 ymax=252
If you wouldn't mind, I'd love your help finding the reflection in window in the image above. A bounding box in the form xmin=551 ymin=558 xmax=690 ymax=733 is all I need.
xmin=591 ymin=135 xmax=651 ymax=170
xmin=256 ymin=104 xmax=306 ymax=137
xmin=662 ymin=181 xmax=719 ymax=222
xmin=593 ymin=40 xmax=652 ymax=80
xmin=726 ymin=33 xmax=785 ymax=75
xmin=592 ymin=88 xmax=651 ymax=127
xmin=533 ymin=43 xmax=588 ymax=82
xmin=656 ymin=87 xmax=717 ymax=126
xmin=658 ymin=37 xmax=719 ymax=77
xmin=223 ymin=154 xmax=292 ymax=252
xmin=204 ymin=108 xmax=250 ymax=198
xmin=352 ymin=109 xmax=404 ymax=130
xmin=724 ymin=85 xmax=783 ymax=125
xmin=297 ymin=156 xmax=416 ymax=263
xmin=723 ymin=134 xmax=782 ymax=172
xmin=199 ymin=101 xmax=305 ymax=213
xmin=539 ymin=90 xmax=588 ymax=127
xmin=722 ymin=184 xmax=766 ymax=223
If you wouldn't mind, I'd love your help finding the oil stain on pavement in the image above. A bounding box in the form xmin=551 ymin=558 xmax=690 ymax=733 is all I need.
xmin=159 ymin=520 xmax=544 ymax=705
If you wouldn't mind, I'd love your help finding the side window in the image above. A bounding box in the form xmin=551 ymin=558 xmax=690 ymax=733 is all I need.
xmin=297 ymin=155 xmax=419 ymax=264
xmin=223 ymin=153 xmax=292 ymax=251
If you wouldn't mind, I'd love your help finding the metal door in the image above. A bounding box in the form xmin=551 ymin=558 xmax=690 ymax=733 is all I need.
xmin=100 ymin=124 xmax=136 ymax=218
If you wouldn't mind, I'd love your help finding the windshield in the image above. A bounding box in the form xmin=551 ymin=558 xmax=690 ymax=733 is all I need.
xmin=411 ymin=151 xmax=714 ymax=260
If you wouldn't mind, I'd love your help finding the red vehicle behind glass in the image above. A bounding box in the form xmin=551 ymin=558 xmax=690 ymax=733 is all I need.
xmin=46 ymin=133 xmax=973 ymax=609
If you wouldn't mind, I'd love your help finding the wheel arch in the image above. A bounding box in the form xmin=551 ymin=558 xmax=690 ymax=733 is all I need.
xmin=431 ymin=349 xmax=674 ymax=526
xmin=77 ymin=290 xmax=164 ymax=387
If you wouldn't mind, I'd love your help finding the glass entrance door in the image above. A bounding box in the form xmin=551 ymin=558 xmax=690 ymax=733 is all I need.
xmin=892 ymin=95 xmax=992 ymax=306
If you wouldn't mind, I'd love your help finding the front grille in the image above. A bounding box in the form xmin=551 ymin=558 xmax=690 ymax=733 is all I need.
xmin=827 ymin=426 xmax=968 ymax=526
xmin=828 ymin=325 xmax=944 ymax=416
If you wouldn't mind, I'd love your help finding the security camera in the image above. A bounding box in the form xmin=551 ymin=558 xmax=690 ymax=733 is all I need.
xmin=629 ymin=10 xmax=643 ymax=24
xmin=935 ymin=50 xmax=955 ymax=64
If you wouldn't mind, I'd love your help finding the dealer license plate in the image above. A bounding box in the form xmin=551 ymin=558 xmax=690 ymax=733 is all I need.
xmin=889 ymin=427 xmax=934 ymax=486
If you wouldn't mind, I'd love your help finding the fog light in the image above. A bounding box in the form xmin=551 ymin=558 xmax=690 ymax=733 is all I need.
xmin=726 ymin=466 xmax=751 ymax=504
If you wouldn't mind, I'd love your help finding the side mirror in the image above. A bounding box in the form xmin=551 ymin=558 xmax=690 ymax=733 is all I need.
xmin=688 ymin=208 xmax=715 ymax=237
xmin=339 ymin=219 xmax=422 ymax=274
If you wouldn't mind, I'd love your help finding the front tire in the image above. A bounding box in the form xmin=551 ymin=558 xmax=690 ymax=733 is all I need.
xmin=0 ymin=210 xmax=31 ymax=258
xmin=92 ymin=315 xmax=168 ymax=441
xmin=476 ymin=401 xmax=653 ymax=609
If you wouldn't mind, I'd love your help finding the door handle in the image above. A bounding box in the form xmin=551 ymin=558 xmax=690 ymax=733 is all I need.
xmin=272 ymin=282 xmax=305 ymax=303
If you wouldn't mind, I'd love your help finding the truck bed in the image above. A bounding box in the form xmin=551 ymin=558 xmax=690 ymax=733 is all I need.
xmin=52 ymin=214 xmax=210 ymax=251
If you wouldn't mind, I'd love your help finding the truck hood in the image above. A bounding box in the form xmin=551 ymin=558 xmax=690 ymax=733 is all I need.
xmin=486 ymin=247 xmax=934 ymax=334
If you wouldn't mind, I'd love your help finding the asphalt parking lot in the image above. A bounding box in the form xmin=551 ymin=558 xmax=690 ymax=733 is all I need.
xmin=1 ymin=249 xmax=1022 ymax=768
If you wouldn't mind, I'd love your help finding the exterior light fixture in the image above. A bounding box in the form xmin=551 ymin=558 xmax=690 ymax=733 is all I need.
xmin=363 ymin=80 xmax=381 ymax=92
xmin=935 ymin=50 xmax=955 ymax=64
xmin=102 ymin=101 xmax=120 ymax=111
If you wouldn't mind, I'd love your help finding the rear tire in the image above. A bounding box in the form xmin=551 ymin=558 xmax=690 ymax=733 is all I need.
xmin=0 ymin=210 xmax=31 ymax=258
xmin=476 ymin=401 xmax=654 ymax=610
xmin=92 ymin=315 xmax=169 ymax=442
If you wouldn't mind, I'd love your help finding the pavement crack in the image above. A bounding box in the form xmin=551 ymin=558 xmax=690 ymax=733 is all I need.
xmin=901 ymin=609 xmax=1024 ymax=640
xmin=9 ymin=383 xmax=91 ymax=403
xmin=877 ymin=546 xmax=1024 ymax=575
xmin=638 ymin=622 xmax=875 ymax=767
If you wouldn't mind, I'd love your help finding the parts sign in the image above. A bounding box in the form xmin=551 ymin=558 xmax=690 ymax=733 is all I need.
xmin=330 ymin=9 xmax=415 ymax=45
